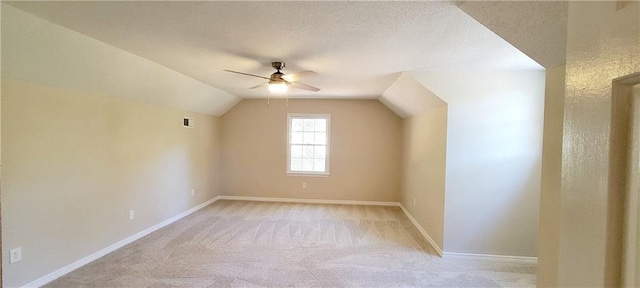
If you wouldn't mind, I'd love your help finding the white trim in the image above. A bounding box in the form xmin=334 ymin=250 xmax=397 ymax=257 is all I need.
xmin=285 ymin=173 xmax=330 ymax=177
xmin=22 ymin=196 xmax=222 ymax=288
xmin=22 ymin=194 xmax=536 ymax=288
xmin=443 ymin=252 xmax=538 ymax=263
xmin=397 ymin=204 xmax=444 ymax=257
xmin=286 ymin=113 xmax=331 ymax=175
xmin=218 ymin=195 xmax=397 ymax=206
xmin=286 ymin=172 xmax=330 ymax=177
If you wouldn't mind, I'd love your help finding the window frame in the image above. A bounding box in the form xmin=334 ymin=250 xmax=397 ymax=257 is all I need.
xmin=286 ymin=113 xmax=331 ymax=177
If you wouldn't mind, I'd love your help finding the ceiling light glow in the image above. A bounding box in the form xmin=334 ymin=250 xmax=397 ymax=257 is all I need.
xmin=268 ymin=81 xmax=288 ymax=93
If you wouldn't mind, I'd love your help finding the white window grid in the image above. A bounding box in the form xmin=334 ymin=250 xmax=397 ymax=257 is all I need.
xmin=286 ymin=113 xmax=331 ymax=176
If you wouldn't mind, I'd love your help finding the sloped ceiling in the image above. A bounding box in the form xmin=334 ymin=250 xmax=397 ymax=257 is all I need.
xmin=2 ymin=5 xmax=241 ymax=116
xmin=457 ymin=1 xmax=568 ymax=69
xmin=380 ymin=73 xmax=446 ymax=118
xmin=7 ymin=1 xmax=541 ymax=117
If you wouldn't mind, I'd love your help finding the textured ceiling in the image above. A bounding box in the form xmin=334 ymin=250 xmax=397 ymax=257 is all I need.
xmin=9 ymin=1 xmax=542 ymax=101
xmin=458 ymin=1 xmax=568 ymax=68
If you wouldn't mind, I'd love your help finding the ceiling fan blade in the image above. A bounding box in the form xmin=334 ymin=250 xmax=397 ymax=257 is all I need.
xmin=289 ymin=81 xmax=320 ymax=92
xmin=282 ymin=71 xmax=317 ymax=82
xmin=249 ymin=82 xmax=269 ymax=89
xmin=223 ymin=69 xmax=270 ymax=80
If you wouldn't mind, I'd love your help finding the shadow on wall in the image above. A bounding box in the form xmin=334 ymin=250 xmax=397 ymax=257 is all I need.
xmin=446 ymin=151 xmax=541 ymax=256
xmin=444 ymin=85 xmax=542 ymax=257
xmin=484 ymin=160 xmax=541 ymax=256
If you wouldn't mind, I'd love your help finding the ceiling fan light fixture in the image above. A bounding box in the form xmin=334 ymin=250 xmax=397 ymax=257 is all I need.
xmin=268 ymin=80 xmax=288 ymax=93
xmin=224 ymin=61 xmax=319 ymax=94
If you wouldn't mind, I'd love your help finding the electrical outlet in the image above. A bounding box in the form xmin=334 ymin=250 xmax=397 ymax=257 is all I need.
xmin=129 ymin=210 xmax=135 ymax=220
xmin=413 ymin=198 xmax=416 ymax=206
xmin=302 ymin=182 xmax=307 ymax=189
xmin=191 ymin=189 xmax=195 ymax=196
xmin=10 ymin=247 xmax=22 ymax=264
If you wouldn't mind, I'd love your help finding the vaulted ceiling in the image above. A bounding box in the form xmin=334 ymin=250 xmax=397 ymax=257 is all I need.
xmin=8 ymin=1 xmax=548 ymax=108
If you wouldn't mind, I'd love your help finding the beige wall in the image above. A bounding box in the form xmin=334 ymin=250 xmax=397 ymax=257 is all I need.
xmin=1 ymin=5 xmax=226 ymax=286
xmin=557 ymin=2 xmax=639 ymax=286
xmin=1 ymin=78 xmax=223 ymax=287
xmin=400 ymin=105 xmax=447 ymax=251
xmin=536 ymin=64 xmax=566 ymax=286
xmin=221 ymin=99 xmax=402 ymax=202
xmin=1 ymin=5 xmax=3 ymax=286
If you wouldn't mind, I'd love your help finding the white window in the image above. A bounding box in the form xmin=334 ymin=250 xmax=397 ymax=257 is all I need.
xmin=287 ymin=113 xmax=331 ymax=176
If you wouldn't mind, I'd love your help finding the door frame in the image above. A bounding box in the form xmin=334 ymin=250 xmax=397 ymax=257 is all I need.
xmin=611 ymin=73 xmax=640 ymax=287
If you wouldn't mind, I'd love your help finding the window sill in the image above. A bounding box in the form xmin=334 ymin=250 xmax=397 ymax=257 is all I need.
xmin=286 ymin=172 xmax=330 ymax=177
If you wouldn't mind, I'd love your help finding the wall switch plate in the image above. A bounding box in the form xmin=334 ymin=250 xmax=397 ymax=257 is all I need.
xmin=10 ymin=247 xmax=22 ymax=264
xmin=413 ymin=198 xmax=416 ymax=206
xmin=302 ymin=182 xmax=307 ymax=189
xmin=191 ymin=189 xmax=195 ymax=196
xmin=129 ymin=210 xmax=135 ymax=220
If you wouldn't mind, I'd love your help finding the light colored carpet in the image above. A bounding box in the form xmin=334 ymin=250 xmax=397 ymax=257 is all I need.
xmin=46 ymin=200 xmax=536 ymax=287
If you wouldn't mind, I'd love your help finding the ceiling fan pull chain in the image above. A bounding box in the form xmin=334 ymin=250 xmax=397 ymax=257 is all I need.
xmin=267 ymin=95 xmax=270 ymax=107
xmin=286 ymin=95 xmax=289 ymax=109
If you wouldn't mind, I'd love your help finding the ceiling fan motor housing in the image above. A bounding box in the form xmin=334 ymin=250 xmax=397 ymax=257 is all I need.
xmin=270 ymin=72 xmax=286 ymax=83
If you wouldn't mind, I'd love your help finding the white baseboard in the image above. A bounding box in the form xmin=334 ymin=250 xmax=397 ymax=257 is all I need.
xmin=443 ymin=252 xmax=537 ymax=263
xmin=397 ymin=204 xmax=444 ymax=257
xmin=218 ymin=195 xmax=399 ymax=206
xmin=22 ymin=196 xmax=222 ymax=288
xmin=22 ymin=194 xmax=534 ymax=287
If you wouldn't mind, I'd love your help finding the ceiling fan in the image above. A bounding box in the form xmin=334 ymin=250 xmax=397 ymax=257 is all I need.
xmin=224 ymin=62 xmax=320 ymax=93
